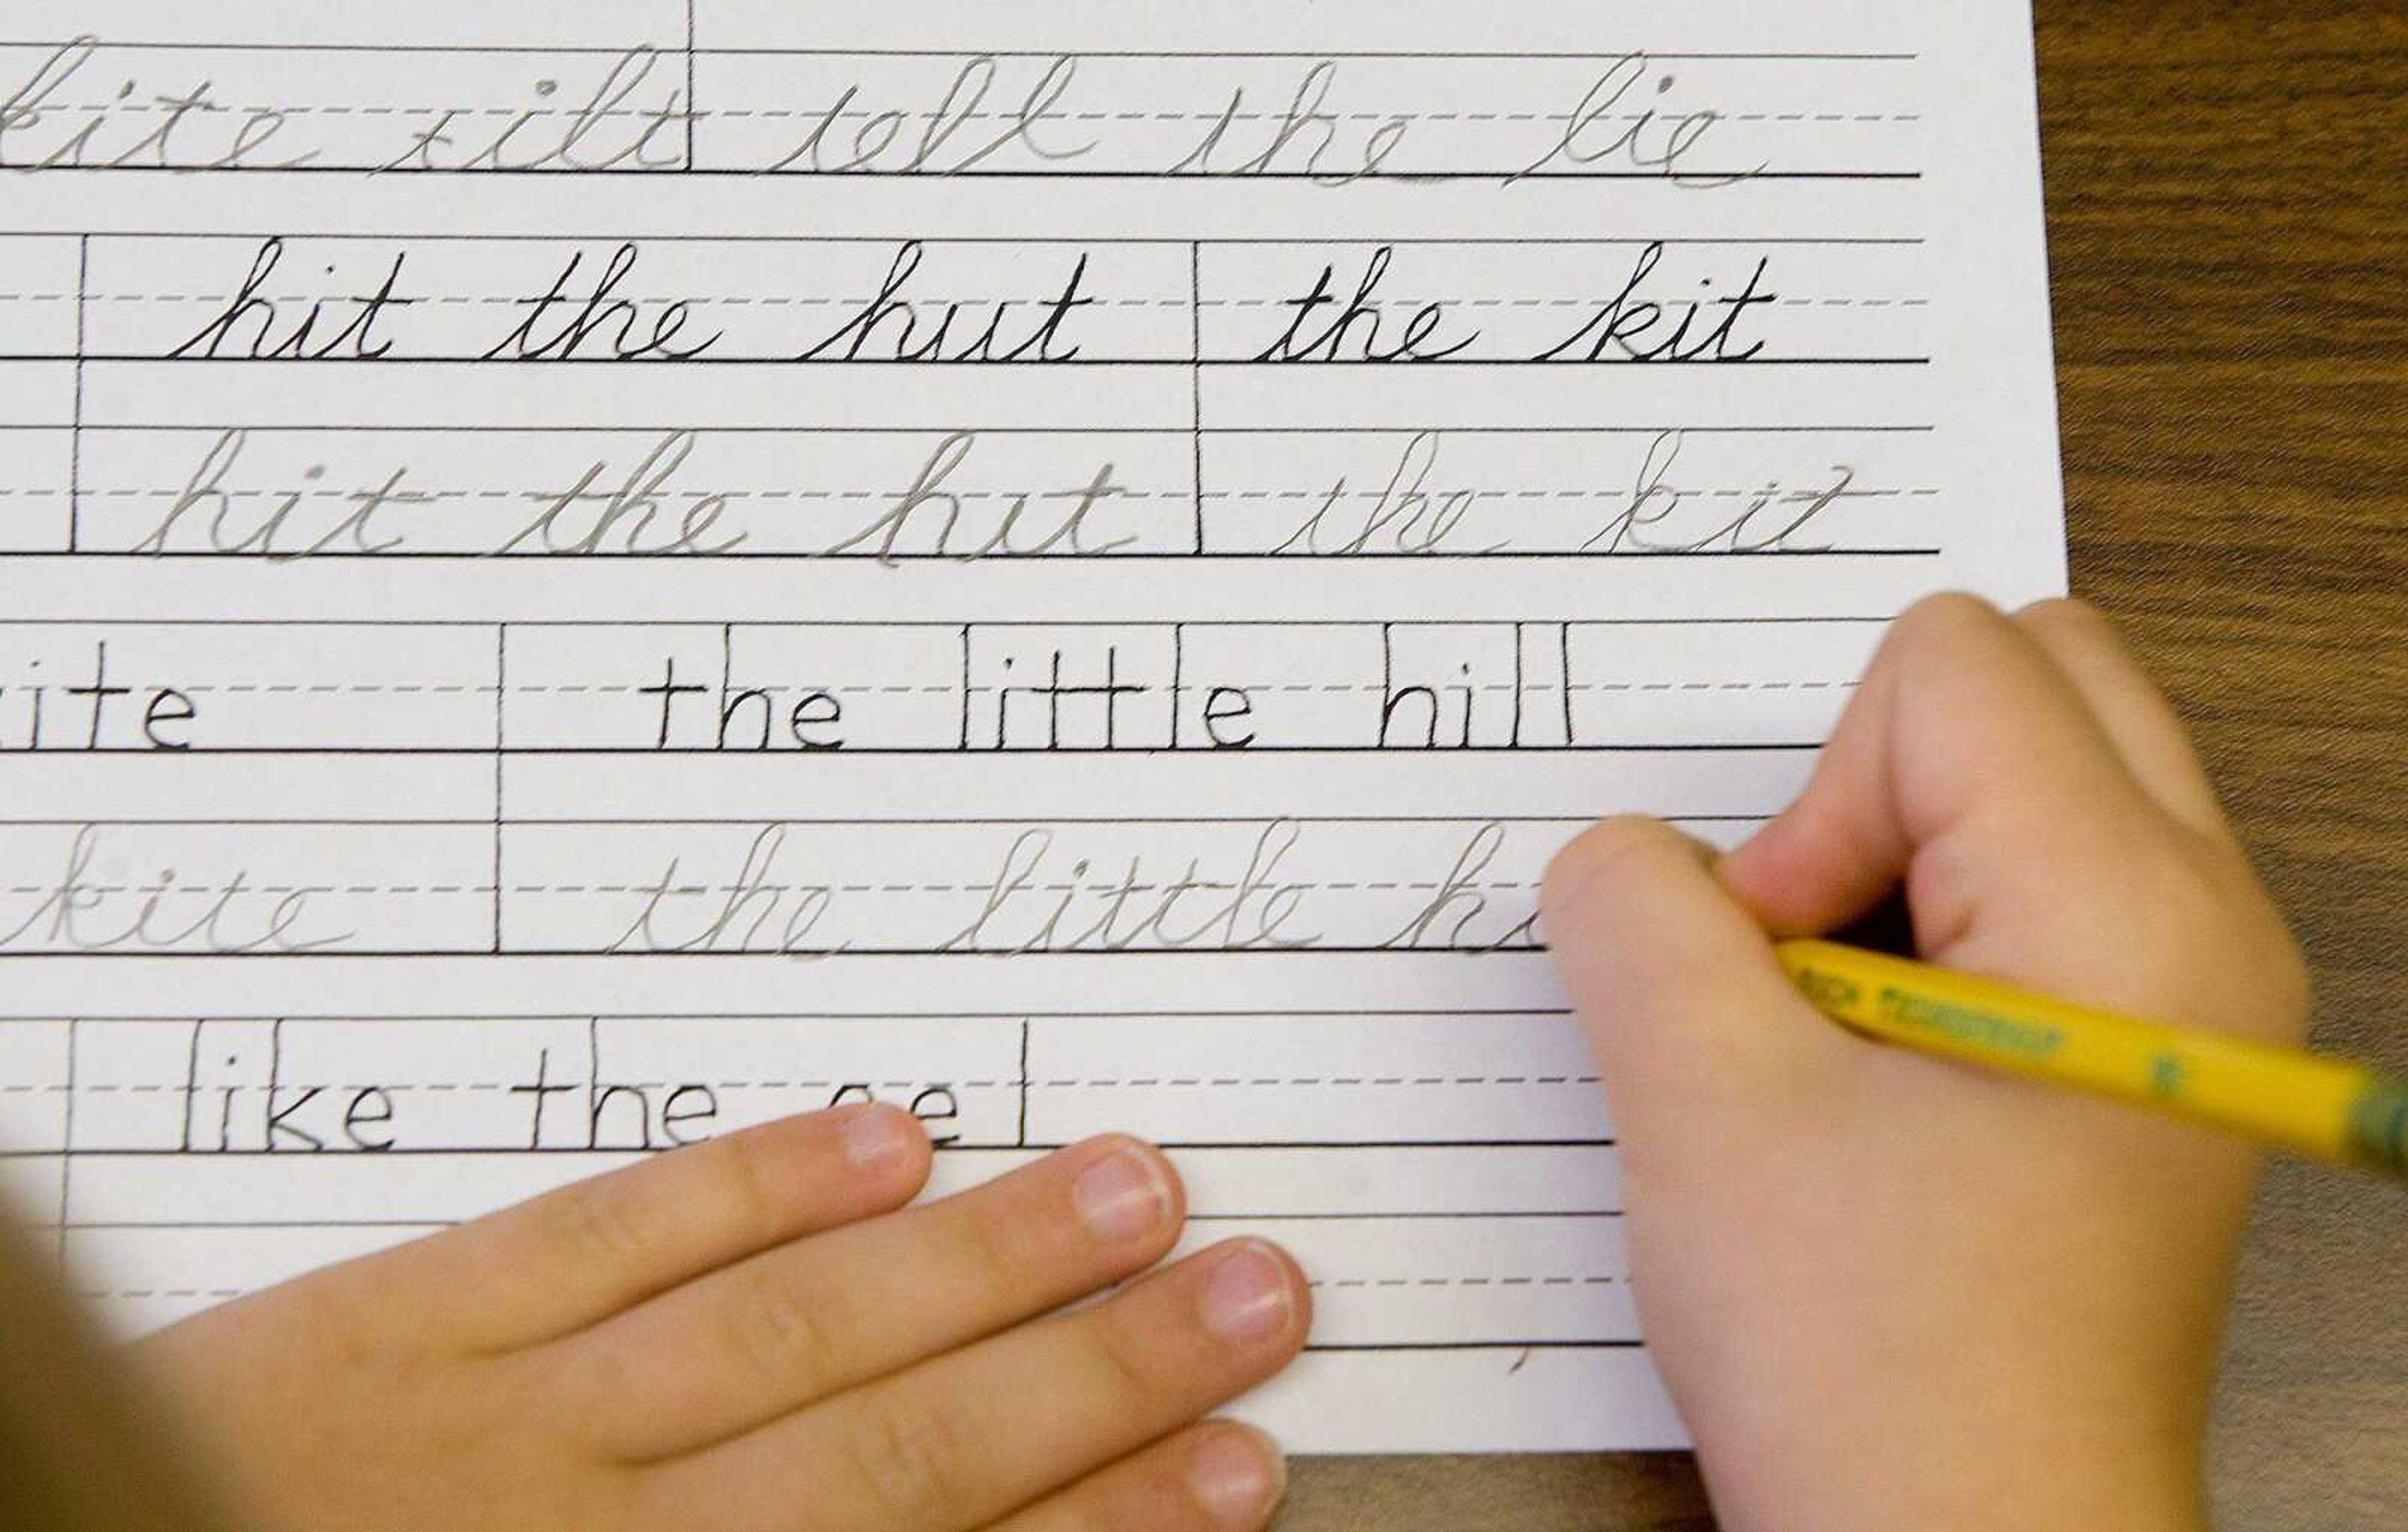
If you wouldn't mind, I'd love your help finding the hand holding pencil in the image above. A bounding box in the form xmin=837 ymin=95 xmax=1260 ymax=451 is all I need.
xmin=1544 ymin=594 xmax=2313 ymax=1532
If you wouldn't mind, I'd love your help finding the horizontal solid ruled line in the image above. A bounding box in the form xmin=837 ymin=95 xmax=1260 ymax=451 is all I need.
xmin=42 ymin=354 xmax=1935 ymax=368
xmin=0 ymin=615 xmax=1888 ymax=628
xmin=11 ymin=166 xmax=1924 ymax=182
xmin=0 ymin=423 xmax=1940 ymax=437
xmin=1204 ymin=1210 xmax=1624 ymax=1221
xmin=0 ymin=231 xmax=1930 ymax=247
xmin=1 ymin=1008 xmax=1575 ymax=1022
xmin=11 ymin=550 xmax=1948 ymax=563
xmin=0 ymin=953 xmax=1565 ymax=964
xmin=1302 ymin=1341 xmax=1647 ymax=1353
xmin=4 ymin=1140 xmax=1617 ymax=1156
xmin=0 ymin=41 xmax=1914 ymax=61
xmin=42 ymin=1212 xmax=1625 ymax=1232
xmin=707 ymin=48 xmax=1914 ymax=61
xmin=35 ymin=1075 xmax=1600 ymax=1093
xmin=0 ymin=743 xmax=1828 ymax=757
xmin=45 ymin=424 xmax=1942 ymax=435
xmin=0 ymin=815 xmax=1771 ymax=828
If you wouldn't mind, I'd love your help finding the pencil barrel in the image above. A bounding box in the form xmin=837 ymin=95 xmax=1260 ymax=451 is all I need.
xmin=1776 ymin=940 xmax=2402 ymax=1178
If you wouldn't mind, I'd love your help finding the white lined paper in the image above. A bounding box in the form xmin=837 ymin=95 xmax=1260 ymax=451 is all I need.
xmin=0 ymin=1 xmax=2062 ymax=1452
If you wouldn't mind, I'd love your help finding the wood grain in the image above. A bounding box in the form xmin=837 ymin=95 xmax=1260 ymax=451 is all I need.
xmin=1280 ymin=4 xmax=2408 ymax=1525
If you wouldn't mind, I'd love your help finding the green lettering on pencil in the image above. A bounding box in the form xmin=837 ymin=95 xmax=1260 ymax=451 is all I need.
xmin=2149 ymin=1054 xmax=2187 ymax=1099
xmin=1795 ymin=966 xmax=1860 ymax=1010
xmin=1876 ymin=988 xmax=2065 ymax=1059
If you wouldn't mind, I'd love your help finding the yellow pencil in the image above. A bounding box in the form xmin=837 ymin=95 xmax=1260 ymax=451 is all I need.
xmin=1775 ymin=939 xmax=2408 ymax=1179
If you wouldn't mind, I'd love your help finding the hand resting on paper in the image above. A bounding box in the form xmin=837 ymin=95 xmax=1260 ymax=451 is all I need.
xmin=132 ymin=1121 xmax=1305 ymax=1532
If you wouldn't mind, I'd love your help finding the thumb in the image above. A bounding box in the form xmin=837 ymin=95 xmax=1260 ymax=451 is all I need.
xmin=1542 ymin=817 xmax=1854 ymax=1161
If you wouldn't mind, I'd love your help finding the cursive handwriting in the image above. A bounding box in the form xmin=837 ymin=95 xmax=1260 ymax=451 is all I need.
xmin=799 ymin=241 xmax=1095 ymax=362
xmin=824 ymin=432 xmax=1136 ymax=564
xmin=484 ymin=243 xmax=721 ymax=361
xmin=1514 ymin=55 xmax=1758 ymax=185
xmin=0 ymin=38 xmax=316 ymax=171
xmin=940 ymin=823 xmax=1322 ymax=954
xmin=607 ymin=825 xmax=841 ymax=956
xmin=1169 ymin=61 xmax=1410 ymax=183
xmin=378 ymin=48 xmax=689 ymax=174
xmin=1254 ymin=246 xmax=1481 ymax=362
xmin=764 ymin=55 xmax=1097 ymax=175
xmin=0 ymin=826 xmax=351 ymax=953
xmin=1378 ymin=824 xmax=1541 ymax=951
xmin=494 ymin=431 xmax=747 ymax=556
xmin=1583 ymin=431 xmax=1853 ymax=553
xmin=1535 ymin=243 xmax=1777 ymax=362
xmin=1270 ymin=431 xmax=1487 ymax=555
xmin=169 ymin=239 xmax=418 ymax=361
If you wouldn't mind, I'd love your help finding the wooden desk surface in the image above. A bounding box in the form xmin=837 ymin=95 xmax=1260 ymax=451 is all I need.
xmin=1280 ymin=4 xmax=2408 ymax=1526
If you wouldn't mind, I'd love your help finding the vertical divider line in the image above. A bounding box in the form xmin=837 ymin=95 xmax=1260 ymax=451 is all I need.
xmin=492 ymin=624 xmax=507 ymax=954
xmin=56 ymin=1018 xmax=77 ymax=1278
xmin=684 ymin=0 xmax=701 ymax=171
xmin=1509 ymin=621 xmax=1526 ymax=748
xmin=1559 ymin=621 xmax=1576 ymax=748
xmin=1017 ymin=1019 xmax=1031 ymax=1149
xmin=268 ymin=1019 xmax=283 ymax=1148
xmin=588 ymin=1018 xmax=602 ymax=1151
xmin=1190 ymin=241 xmax=1206 ymax=556
xmin=67 ymin=235 xmax=89 ymax=552
xmin=179 ymin=1020 xmax=202 ymax=1153
xmin=958 ymin=624 xmax=973 ymax=751
xmin=1168 ymin=622 xmax=1185 ymax=749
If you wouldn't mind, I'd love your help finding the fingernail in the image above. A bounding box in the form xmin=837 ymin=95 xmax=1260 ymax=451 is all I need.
xmin=840 ymin=1104 xmax=919 ymax=1172
xmin=1072 ymin=1143 xmax=1172 ymax=1244
xmin=1200 ymin=1241 xmax=1294 ymax=1344
xmin=1188 ymin=1425 xmax=1286 ymax=1522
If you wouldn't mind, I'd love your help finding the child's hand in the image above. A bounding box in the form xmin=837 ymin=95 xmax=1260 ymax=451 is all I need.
xmin=1543 ymin=595 xmax=2306 ymax=1532
xmin=135 ymin=1116 xmax=1304 ymax=1532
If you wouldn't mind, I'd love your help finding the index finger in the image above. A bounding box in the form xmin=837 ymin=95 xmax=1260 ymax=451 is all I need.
xmin=1719 ymin=592 xmax=2175 ymax=944
xmin=389 ymin=1102 xmax=932 ymax=1351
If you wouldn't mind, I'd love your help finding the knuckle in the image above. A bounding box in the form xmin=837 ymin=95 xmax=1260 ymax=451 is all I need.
xmin=1085 ymin=1299 xmax=1177 ymax=1413
xmin=708 ymin=1128 xmax=793 ymax=1242
xmin=1894 ymin=589 xmax=2003 ymax=641
xmin=846 ymin=1393 xmax=983 ymax=1524
xmin=1043 ymin=1498 xmax=1125 ymax=1532
xmin=552 ymin=1178 xmax=657 ymax=1274
xmin=2015 ymin=596 xmax=2134 ymax=665
xmin=1870 ymin=593 xmax=2014 ymax=715
xmin=1882 ymin=591 xmax=2007 ymax=676
xmin=1039 ymin=1481 xmax=1140 ymax=1532
xmin=2017 ymin=594 xmax=2114 ymax=639
xmin=949 ymin=1193 xmax=1034 ymax=1297
xmin=1119 ymin=1462 xmax=1218 ymax=1532
xmin=728 ymin=1260 xmax=847 ymax=1392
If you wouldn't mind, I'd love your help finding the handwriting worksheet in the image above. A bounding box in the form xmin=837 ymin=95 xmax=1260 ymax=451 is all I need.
xmin=0 ymin=3 xmax=2064 ymax=1451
